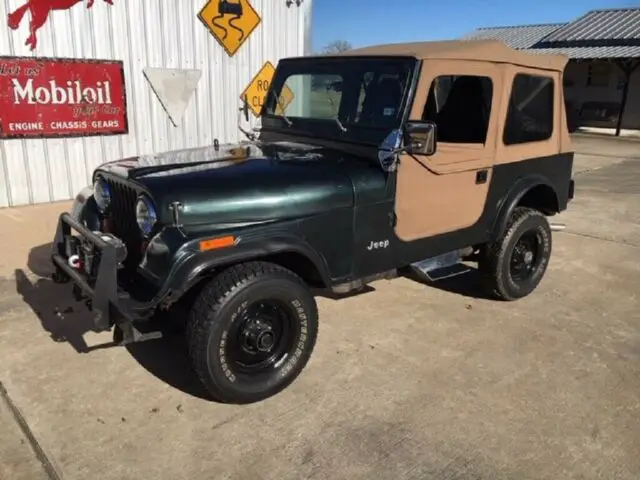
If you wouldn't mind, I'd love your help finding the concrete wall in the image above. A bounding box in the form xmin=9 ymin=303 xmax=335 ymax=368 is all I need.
xmin=0 ymin=0 xmax=312 ymax=207
xmin=563 ymin=59 xmax=640 ymax=131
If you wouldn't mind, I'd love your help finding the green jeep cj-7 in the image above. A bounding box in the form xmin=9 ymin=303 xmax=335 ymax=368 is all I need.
xmin=51 ymin=40 xmax=575 ymax=403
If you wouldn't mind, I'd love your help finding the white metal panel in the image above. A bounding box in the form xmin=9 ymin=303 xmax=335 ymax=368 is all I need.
xmin=0 ymin=141 xmax=9 ymax=207
xmin=0 ymin=0 xmax=312 ymax=208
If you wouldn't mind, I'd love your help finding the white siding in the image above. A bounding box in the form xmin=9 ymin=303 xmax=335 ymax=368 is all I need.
xmin=0 ymin=0 xmax=312 ymax=207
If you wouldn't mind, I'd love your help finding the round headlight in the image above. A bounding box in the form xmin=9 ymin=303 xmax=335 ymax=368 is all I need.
xmin=93 ymin=178 xmax=111 ymax=212
xmin=136 ymin=195 xmax=157 ymax=236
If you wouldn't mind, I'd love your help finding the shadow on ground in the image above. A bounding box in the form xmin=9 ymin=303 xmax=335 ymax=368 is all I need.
xmin=122 ymin=316 xmax=211 ymax=401
xmin=15 ymin=242 xmax=211 ymax=401
xmin=402 ymin=267 xmax=496 ymax=301
xmin=15 ymin=242 xmax=492 ymax=400
xmin=312 ymin=284 xmax=377 ymax=300
xmin=15 ymin=266 xmax=97 ymax=353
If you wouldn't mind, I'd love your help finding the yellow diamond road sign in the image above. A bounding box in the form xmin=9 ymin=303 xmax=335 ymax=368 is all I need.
xmin=240 ymin=61 xmax=295 ymax=117
xmin=198 ymin=0 xmax=261 ymax=57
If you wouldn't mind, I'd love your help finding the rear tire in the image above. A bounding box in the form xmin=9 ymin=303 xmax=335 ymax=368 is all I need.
xmin=479 ymin=207 xmax=552 ymax=301
xmin=186 ymin=261 xmax=319 ymax=404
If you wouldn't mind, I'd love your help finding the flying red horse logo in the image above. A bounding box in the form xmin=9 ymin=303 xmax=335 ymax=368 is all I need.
xmin=7 ymin=0 xmax=113 ymax=51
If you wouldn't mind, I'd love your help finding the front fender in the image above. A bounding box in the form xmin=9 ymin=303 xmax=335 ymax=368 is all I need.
xmin=491 ymin=175 xmax=558 ymax=240
xmin=151 ymin=232 xmax=333 ymax=301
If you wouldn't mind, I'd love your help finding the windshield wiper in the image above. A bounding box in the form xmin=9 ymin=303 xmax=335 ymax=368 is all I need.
xmin=333 ymin=116 xmax=347 ymax=133
xmin=270 ymin=90 xmax=292 ymax=126
xmin=238 ymin=94 xmax=263 ymax=144
xmin=324 ymin=87 xmax=347 ymax=132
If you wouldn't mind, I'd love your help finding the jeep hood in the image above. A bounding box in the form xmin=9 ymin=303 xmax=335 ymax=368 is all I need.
xmin=96 ymin=140 xmax=387 ymax=226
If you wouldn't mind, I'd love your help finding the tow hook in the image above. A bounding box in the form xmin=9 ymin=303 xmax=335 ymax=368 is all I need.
xmin=68 ymin=254 xmax=82 ymax=269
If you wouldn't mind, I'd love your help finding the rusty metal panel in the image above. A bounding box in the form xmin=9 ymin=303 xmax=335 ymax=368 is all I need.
xmin=0 ymin=0 xmax=312 ymax=208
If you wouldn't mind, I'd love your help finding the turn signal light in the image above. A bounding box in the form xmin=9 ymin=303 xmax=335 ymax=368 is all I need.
xmin=199 ymin=236 xmax=236 ymax=252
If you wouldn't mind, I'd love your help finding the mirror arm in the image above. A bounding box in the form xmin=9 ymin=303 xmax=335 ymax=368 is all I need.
xmin=377 ymin=121 xmax=436 ymax=173
xmin=390 ymin=140 xmax=422 ymax=156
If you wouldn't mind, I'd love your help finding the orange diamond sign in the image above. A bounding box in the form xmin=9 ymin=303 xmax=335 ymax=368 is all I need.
xmin=198 ymin=0 xmax=262 ymax=57
xmin=240 ymin=61 xmax=295 ymax=117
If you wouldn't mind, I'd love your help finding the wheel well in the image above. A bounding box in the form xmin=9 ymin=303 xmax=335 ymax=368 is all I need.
xmin=189 ymin=251 xmax=326 ymax=293
xmin=517 ymin=184 xmax=559 ymax=215
xmin=168 ymin=251 xmax=327 ymax=314
xmin=491 ymin=183 xmax=560 ymax=241
xmin=257 ymin=251 xmax=326 ymax=288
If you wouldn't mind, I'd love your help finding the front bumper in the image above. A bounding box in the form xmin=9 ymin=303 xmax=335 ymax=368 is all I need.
xmin=51 ymin=212 xmax=157 ymax=331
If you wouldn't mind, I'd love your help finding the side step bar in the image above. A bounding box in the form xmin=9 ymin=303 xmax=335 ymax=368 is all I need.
xmin=410 ymin=249 xmax=473 ymax=282
xmin=411 ymin=222 xmax=567 ymax=283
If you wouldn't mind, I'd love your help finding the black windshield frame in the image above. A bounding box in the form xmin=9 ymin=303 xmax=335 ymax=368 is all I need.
xmin=260 ymin=55 xmax=421 ymax=147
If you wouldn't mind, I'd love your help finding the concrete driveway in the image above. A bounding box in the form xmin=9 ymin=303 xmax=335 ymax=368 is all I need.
xmin=1 ymin=134 xmax=639 ymax=480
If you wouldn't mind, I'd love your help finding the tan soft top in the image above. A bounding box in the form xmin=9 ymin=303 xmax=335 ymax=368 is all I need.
xmin=334 ymin=39 xmax=568 ymax=72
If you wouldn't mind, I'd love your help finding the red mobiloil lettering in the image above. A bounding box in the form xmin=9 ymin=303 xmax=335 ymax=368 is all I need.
xmin=11 ymin=78 xmax=113 ymax=105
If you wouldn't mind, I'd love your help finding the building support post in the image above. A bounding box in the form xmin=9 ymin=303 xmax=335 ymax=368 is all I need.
xmin=614 ymin=59 xmax=640 ymax=137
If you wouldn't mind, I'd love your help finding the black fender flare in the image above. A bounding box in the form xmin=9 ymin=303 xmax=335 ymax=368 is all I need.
xmin=163 ymin=234 xmax=333 ymax=300
xmin=491 ymin=175 xmax=558 ymax=241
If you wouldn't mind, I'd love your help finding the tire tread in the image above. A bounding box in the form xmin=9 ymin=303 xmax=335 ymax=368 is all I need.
xmin=480 ymin=207 xmax=549 ymax=301
xmin=186 ymin=261 xmax=316 ymax=403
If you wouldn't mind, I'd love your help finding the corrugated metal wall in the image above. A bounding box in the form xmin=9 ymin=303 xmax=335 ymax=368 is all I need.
xmin=0 ymin=0 xmax=312 ymax=207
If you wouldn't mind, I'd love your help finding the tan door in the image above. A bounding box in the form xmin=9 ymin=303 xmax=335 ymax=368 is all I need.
xmin=394 ymin=60 xmax=504 ymax=242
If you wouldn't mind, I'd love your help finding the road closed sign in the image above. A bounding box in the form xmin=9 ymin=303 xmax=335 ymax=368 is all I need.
xmin=240 ymin=61 xmax=294 ymax=117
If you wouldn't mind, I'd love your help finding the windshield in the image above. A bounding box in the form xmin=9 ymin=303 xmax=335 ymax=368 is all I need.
xmin=262 ymin=57 xmax=416 ymax=144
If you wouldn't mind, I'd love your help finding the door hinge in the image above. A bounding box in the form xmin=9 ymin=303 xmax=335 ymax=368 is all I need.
xmin=476 ymin=170 xmax=488 ymax=184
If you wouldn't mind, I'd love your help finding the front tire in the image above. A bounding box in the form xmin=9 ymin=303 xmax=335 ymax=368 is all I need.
xmin=186 ymin=261 xmax=319 ymax=404
xmin=479 ymin=207 xmax=553 ymax=301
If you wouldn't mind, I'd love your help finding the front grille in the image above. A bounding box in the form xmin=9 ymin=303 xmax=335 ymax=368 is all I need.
xmin=104 ymin=178 xmax=143 ymax=269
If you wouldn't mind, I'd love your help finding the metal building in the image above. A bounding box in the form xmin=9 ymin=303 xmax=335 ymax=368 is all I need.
xmin=462 ymin=7 xmax=640 ymax=136
xmin=0 ymin=0 xmax=313 ymax=207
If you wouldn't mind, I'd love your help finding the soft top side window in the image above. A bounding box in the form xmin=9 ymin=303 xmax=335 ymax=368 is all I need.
xmin=503 ymin=73 xmax=554 ymax=145
xmin=422 ymin=74 xmax=494 ymax=144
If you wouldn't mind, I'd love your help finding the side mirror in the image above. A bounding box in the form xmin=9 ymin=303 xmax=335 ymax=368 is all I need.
xmin=240 ymin=94 xmax=250 ymax=122
xmin=404 ymin=120 xmax=437 ymax=156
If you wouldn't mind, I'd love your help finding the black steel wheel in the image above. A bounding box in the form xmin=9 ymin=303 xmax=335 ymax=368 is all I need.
xmin=509 ymin=230 xmax=545 ymax=283
xmin=479 ymin=207 xmax=553 ymax=301
xmin=186 ymin=261 xmax=318 ymax=404
xmin=225 ymin=299 xmax=300 ymax=376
